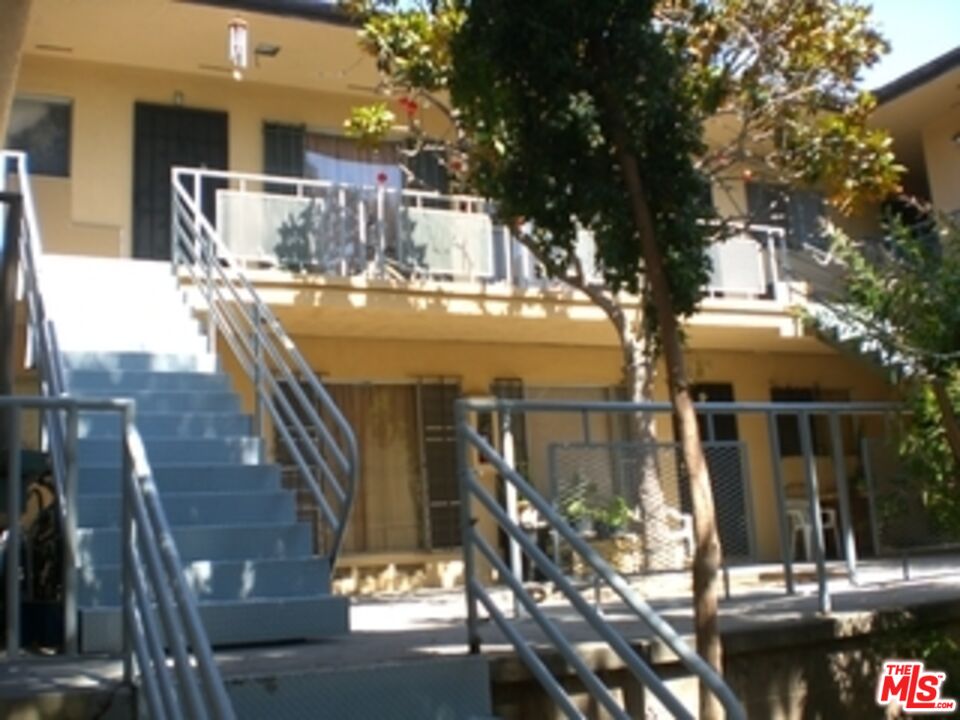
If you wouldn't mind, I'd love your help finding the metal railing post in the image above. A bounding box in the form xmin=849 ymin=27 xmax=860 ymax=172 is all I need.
xmin=63 ymin=406 xmax=79 ymax=654
xmin=252 ymin=304 xmax=263 ymax=439
xmin=861 ymin=436 xmax=882 ymax=556
xmin=799 ymin=411 xmax=831 ymax=613
xmin=121 ymin=404 xmax=135 ymax=684
xmin=6 ymin=408 xmax=21 ymax=656
xmin=500 ymin=411 xmax=523 ymax=619
xmin=828 ymin=413 xmax=858 ymax=584
xmin=377 ymin=185 xmax=387 ymax=275
xmin=766 ymin=412 xmax=795 ymax=594
xmin=455 ymin=400 xmax=480 ymax=654
xmin=0 ymin=194 xmax=23 ymax=449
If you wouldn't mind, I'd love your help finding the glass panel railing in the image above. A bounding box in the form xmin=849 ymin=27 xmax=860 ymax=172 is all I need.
xmin=209 ymin=170 xmax=788 ymax=301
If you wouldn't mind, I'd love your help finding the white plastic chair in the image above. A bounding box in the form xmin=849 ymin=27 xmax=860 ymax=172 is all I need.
xmin=786 ymin=500 xmax=841 ymax=560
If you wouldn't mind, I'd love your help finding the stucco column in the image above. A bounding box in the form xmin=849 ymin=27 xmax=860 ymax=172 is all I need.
xmin=0 ymin=0 xmax=32 ymax=142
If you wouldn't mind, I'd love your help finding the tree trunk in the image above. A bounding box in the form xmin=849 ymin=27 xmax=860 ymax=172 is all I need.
xmin=602 ymin=104 xmax=725 ymax=720
xmin=0 ymin=0 xmax=32 ymax=142
xmin=620 ymin=322 xmax=676 ymax=569
xmin=931 ymin=377 xmax=960 ymax=470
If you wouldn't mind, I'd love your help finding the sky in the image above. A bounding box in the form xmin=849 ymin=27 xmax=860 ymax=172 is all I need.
xmin=859 ymin=0 xmax=960 ymax=90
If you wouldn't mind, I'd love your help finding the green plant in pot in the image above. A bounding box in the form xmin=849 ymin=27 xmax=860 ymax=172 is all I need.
xmin=562 ymin=475 xmax=598 ymax=534
xmin=593 ymin=496 xmax=633 ymax=539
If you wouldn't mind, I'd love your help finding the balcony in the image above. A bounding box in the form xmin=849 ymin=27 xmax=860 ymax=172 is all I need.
xmin=177 ymin=168 xmax=791 ymax=303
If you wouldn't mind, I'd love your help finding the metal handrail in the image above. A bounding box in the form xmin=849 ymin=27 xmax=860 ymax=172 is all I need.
xmin=171 ymin=166 xmax=359 ymax=564
xmin=2 ymin=153 xmax=234 ymax=717
xmin=0 ymin=396 xmax=235 ymax=718
xmin=456 ymin=397 xmax=749 ymax=720
xmin=2 ymin=150 xmax=77 ymax=650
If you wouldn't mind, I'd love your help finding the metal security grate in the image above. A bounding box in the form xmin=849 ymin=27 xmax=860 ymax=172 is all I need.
xmin=549 ymin=441 xmax=754 ymax=572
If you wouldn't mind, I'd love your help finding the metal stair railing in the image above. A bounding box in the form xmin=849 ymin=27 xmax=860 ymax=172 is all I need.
xmin=120 ymin=403 xmax=236 ymax=720
xmin=171 ymin=166 xmax=359 ymax=564
xmin=3 ymin=150 xmax=78 ymax=652
xmin=2 ymin=151 xmax=235 ymax=718
xmin=456 ymin=396 xmax=747 ymax=720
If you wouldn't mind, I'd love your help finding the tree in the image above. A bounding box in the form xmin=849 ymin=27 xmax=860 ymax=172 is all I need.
xmin=0 ymin=0 xmax=32 ymax=142
xmin=826 ymin=211 xmax=960 ymax=530
xmin=341 ymin=1 xmax=901 ymax=716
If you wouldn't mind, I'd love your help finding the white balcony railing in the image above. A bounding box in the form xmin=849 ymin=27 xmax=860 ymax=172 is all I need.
xmin=180 ymin=168 xmax=788 ymax=301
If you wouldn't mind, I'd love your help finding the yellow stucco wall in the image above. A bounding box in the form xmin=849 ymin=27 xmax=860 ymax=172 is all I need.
xmin=15 ymin=53 xmax=440 ymax=256
xmin=220 ymin=331 xmax=893 ymax=562
xmin=923 ymin=103 xmax=960 ymax=214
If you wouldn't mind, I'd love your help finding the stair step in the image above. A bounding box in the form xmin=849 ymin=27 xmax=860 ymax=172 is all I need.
xmin=77 ymin=411 xmax=252 ymax=439
xmin=80 ymin=595 xmax=349 ymax=653
xmin=78 ymin=557 xmax=332 ymax=606
xmin=78 ymin=490 xmax=296 ymax=528
xmin=63 ymin=351 xmax=217 ymax=373
xmin=78 ymin=437 xmax=261 ymax=465
xmin=77 ymin=523 xmax=314 ymax=565
xmin=56 ymin=334 xmax=209 ymax=356
xmin=70 ymin=389 xmax=240 ymax=413
xmin=79 ymin=463 xmax=282 ymax=494
xmin=68 ymin=369 xmax=230 ymax=394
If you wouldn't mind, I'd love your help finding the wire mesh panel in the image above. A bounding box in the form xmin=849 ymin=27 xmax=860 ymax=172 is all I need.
xmin=861 ymin=437 xmax=951 ymax=551
xmin=548 ymin=441 xmax=753 ymax=574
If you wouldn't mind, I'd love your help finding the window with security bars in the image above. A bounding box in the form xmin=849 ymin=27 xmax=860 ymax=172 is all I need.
xmin=417 ymin=381 xmax=461 ymax=549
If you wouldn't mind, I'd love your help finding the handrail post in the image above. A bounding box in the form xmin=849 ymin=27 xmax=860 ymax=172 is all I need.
xmin=121 ymin=404 xmax=135 ymax=684
xmin=799 ymin=411 xmax=831 ymax=613
xmin=829 ymin=412 xmax=858 ymax=584
xmin=377 ymin=184 xmax=386 ymax=276
xmin=0 ymin=194 xmax=23 ymax=453
xmin=766 ymin=411 xmax=795 ymax=595
xmin=500 ymin=411 xmax=523 ymax=619
xmin=455 ymin=400 xmax=480 ymax=653
xmin=6 ymin=407 xmax=21 ymax=656
xmin=63 ymin=406 xmax=79 ymax=654
xmin=252 ymin=304 xmax=263 ymax=439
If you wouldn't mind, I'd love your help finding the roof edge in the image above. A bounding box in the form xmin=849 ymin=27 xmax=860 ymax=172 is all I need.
xmin=180 ymin=0 xmax=359 ymax=28
xmin=873 ymin=45 xmax=960 ymax=104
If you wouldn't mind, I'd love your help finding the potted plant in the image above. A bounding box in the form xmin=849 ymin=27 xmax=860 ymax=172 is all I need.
xmin=593 ymin=496 xmax=633 ymax=539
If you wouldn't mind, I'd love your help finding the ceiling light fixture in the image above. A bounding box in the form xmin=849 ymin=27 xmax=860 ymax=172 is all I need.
xmin=228 ymin=18 xmax=248 ymax=81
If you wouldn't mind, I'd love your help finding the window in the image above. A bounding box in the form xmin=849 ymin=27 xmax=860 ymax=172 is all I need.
xmin=747 ymin=182 xmax=826 ymax=250
xmin=262 ymin=123 xmax=448 ymax=192
xmin=771 ymin=387 xmax=850 ymax=457
xmin=6 ymin=97 xmax=72 ymax=177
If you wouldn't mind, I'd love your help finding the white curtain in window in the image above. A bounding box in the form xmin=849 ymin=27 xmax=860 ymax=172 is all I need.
xmin=304 ymin=150 xmax=401 ymax=189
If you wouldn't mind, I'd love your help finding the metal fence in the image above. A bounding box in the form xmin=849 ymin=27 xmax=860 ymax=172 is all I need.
xmin=465 ymin=398 xmax=955 ymax=617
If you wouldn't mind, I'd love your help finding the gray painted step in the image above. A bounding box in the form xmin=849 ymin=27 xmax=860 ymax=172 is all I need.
xmin=68 ymin=369 xmax=230 ymax=393
xmin=77 ymin=523 xmax=313 ymax=565
xmin=226 ymin=656 xmax=492 ymax=720
xmin=78 ymin=490 xmax=296 ymax=528
xmin=78 ymin=411 xmax=252 ymax=439
xmin=78 ymin=464 xmax=282 ymax=494
xmin=80 ymin=595 xmax=350 ymax=653
xmin=78 ymin=437 xmax=261 ymax=465
xmin=57 ymin=337 xmax=210 ymax=357
xmin=79 ymin=557 xmax=332 ymax=607
xmin=63 ymin=351 xmax=217 ymax=373
xmin=72 ymin=390 xmax=241 ymax=414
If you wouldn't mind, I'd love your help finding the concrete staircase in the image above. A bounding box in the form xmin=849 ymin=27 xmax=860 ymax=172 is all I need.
xmin=43 ymin=254 xmax=349 ymax=653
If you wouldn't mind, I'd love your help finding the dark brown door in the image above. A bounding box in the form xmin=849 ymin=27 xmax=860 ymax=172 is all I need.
xmin=132 ymin=103 xmax=228 ymax=260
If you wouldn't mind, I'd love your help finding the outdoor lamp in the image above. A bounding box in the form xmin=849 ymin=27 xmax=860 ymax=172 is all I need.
xmin=228 ymin=18 xmax=248 ymax=81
